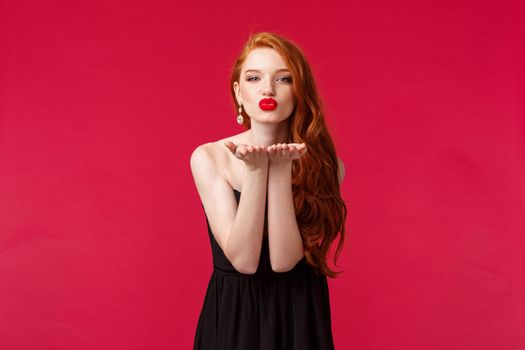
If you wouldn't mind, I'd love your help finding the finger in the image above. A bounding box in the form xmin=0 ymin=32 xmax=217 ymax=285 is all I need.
xmin=297 ymin=143 xmax=307 ymax=155
xmin=224 ymin=141 xmax=236 ymax=153
xmin=292 ymin=146 xmax=302 ymax=157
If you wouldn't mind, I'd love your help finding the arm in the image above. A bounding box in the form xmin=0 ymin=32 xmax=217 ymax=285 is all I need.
xmin=227 ymin=166 xmax=267 ymax=273
xmin=266 ymin=150 xmax=346 ymax=272
xmin=337 ymin=156 xmax=345 ymax=183
xmin=190 ymin=144 xmax=267 ymax=274
xmin=266 ymin=149 xmax=305 ymax=273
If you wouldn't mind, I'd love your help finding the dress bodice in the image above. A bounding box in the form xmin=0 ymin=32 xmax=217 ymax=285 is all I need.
xmin=195 ymin=188 xmax=335 ymax=349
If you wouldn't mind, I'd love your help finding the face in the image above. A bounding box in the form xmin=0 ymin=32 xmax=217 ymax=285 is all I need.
xmin=233 ymin=48 xmax=295 ymax=125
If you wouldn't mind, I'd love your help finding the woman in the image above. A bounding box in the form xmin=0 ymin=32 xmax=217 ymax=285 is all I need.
xmin=190 ymin=31 xmax=347 ymax=350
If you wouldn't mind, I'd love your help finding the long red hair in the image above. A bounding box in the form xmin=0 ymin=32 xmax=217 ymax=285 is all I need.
xmin=229 ymin=32 xmax=348 ymax=278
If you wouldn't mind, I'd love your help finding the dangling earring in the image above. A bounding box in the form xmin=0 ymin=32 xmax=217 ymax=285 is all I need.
xmin=236 ymin=105 xmax=244 ymax=125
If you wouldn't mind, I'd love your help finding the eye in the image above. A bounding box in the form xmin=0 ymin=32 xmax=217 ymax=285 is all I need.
xmin=246 ymin=76 xmax=259 ymax=81
xmin=278 ymin=76 xmax=292 ymax=83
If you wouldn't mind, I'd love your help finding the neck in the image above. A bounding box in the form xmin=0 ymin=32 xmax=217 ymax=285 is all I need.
xmin=245 ymin=120 xmax=290 ymax=147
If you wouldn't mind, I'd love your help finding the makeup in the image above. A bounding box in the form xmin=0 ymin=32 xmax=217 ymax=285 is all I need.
xmin=259 ymin=98 xmax=277 ymax=111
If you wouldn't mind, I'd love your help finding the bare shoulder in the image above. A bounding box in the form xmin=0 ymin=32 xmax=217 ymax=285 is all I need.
xmin=191 ymin=131 xmax=248 ymax=186
xmin=337 ymin=156 xmax=345 ymax=183
xmin=189 ymin=141 xmax=227 ymax=181
xmin=190 ymin=136 xmax=239 ymax=176
xmin=188 ymin=140 xmax=235 ymax=245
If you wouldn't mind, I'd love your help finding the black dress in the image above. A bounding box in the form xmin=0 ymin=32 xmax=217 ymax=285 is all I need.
xmin=193 ymin=188 xmax=335 ymax=350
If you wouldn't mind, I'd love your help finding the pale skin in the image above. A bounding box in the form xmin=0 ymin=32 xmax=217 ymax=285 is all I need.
xmin=190 ymin=48 xmax=345 ymax=274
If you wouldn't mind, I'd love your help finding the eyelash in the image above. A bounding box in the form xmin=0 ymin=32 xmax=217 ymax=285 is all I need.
xmin=246 ymin=76 xmax=292 ymax=83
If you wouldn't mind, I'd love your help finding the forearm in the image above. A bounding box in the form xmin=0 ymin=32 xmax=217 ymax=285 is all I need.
xmin=225 ymin=167 xmax=268 ymax=274
xmin=267 ymin=162 xmax=305 ymax=272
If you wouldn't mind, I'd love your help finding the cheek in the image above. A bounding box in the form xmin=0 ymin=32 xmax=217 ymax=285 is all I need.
xmin=245 ymin=92 xmax=257 ymax=104
xmin=240 ymin=85 xmax=255 ymax=101
xmin=283 ymin=94 xmax=295 ymax=109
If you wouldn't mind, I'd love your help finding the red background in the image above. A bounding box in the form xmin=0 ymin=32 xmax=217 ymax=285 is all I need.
xmin=1 ymin=0 xmax=524 ymax=349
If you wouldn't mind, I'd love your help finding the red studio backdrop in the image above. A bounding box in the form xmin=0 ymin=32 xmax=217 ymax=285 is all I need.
xmin=1 ymin=0 xmax=524 ymax=349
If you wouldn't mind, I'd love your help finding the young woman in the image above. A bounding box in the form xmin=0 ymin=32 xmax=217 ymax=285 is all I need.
xmin=190 ymin=31 xmax=347 ymax=350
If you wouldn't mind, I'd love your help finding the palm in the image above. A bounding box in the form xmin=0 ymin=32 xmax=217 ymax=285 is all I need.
xmin=224 ymin=141 xmax=268 ymax=170
xmin=267 ymin=143 xmax=307 ymax=164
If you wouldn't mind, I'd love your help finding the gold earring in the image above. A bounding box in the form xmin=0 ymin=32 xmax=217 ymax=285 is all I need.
xmin=236 ymin=105 xmax=244 ymax=124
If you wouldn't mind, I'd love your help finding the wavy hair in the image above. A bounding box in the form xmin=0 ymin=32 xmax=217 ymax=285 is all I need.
xmin=229 ymin=32 xmax=348 ymax=278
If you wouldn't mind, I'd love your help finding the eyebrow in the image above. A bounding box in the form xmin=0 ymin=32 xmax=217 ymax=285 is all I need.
xmin=244 ymin=69 xmax=290 ymax=74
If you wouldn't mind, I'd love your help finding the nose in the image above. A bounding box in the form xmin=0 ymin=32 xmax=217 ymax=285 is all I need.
xmin=261 ymin=79 xmax=275 ymax=96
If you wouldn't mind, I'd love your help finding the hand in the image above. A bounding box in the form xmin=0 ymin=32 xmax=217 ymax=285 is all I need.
xmin=224 ymin=141 xmax=268 ymax=171
xmin=267 ymin=143 xmax=307 ymax=166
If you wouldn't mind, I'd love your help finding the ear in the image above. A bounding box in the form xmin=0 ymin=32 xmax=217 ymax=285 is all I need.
xmin=233 ymin=81 xmax=243 ymax=105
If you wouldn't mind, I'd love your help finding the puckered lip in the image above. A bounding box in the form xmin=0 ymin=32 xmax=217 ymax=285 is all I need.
xmin=259 ymin=98 xmax=277 ymax=105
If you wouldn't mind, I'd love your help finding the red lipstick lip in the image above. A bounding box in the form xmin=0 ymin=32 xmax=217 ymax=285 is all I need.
xmin=259 ymin=98 xmax=278 ymax=111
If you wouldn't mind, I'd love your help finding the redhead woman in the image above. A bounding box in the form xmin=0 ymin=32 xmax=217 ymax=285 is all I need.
xmin=190 ymin=31 xmax=347 ymax=350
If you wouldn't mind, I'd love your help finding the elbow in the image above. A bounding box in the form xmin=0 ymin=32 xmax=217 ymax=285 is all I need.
xmin=271 ymin=250 xmax=305 ymax=273
xmin=224 ymin=242 xmax=259 ymax=274
xmin=229 ymin=256 xmax=259 ymax=275
xmin=271 ymin=260 xmax=297 ymax=273
xmin=233 ymin=263 xmax=258 ymax=274
xmin=271 ymin=265 xmax=293 ymax=273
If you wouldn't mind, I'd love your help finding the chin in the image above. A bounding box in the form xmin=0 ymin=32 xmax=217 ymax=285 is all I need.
xmin=250 ymin=108 xmax=292 ymax=123
xmin=257 ymin=114 xmax=287 ymax=123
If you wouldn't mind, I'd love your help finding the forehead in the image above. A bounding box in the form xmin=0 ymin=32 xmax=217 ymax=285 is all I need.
xmin=242 ymin=47 xmax=288 ymax=72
